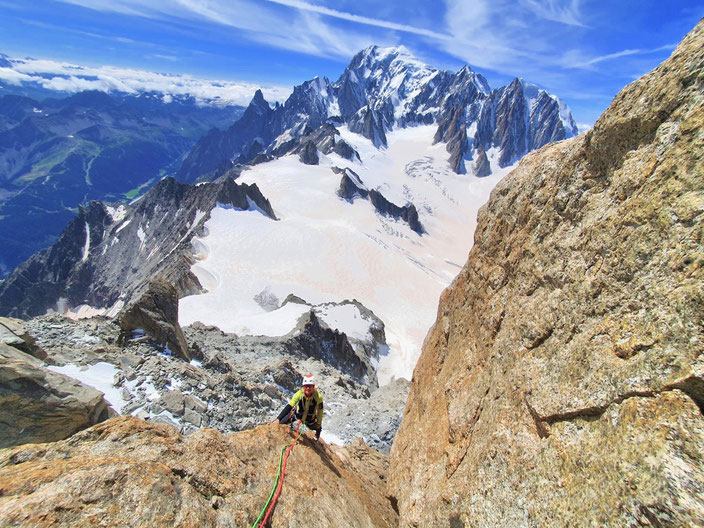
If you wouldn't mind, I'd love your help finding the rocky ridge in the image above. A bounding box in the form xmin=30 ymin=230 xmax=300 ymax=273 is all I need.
xmin=388 ymin=19 xmax=704 ymax=527
xmin=20 ymin=296 xmax=408 ymax=454
xmin=0 ymin=416 xmax=398 ymax=527
xmin=0 ymin=176 xmax=275 ymax=320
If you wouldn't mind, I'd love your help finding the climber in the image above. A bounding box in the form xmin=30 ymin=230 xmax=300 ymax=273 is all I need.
xmin=273 ymin=374 xmax=323 ymax=441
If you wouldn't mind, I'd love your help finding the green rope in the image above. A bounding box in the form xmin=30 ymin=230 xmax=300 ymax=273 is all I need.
xmin=251 ymin=444 xmax=286 ymax=528
xmin=251 ymin=420 xmax=305 ymax=528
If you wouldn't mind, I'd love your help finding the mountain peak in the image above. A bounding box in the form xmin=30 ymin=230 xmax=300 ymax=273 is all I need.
xmin=349 ymin=44 xmax=428 ymax=73
xmin=251 ymin=89 xmax=267 ymax=105
xmin=245 ymin=89 xmax=271 ymax=115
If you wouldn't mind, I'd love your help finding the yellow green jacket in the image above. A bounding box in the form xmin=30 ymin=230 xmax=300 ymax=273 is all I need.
xmin=278 ymin=388 xmax=323 ymax=428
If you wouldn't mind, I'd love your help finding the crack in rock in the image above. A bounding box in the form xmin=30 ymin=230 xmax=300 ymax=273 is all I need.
xmin=525 ymin=376 xmax=703 ymax=438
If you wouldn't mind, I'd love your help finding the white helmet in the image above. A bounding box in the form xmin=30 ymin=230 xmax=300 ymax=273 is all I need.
xmin=302 ymin=374 xmax=316 ymax=386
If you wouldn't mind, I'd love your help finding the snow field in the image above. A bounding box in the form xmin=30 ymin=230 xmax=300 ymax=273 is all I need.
xmin=179 ymin=125 xmax=514 ymax=383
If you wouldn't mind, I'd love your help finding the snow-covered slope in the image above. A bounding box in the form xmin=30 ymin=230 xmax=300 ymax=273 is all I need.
xmin=179 ymin=125 xmax=517 ymax=383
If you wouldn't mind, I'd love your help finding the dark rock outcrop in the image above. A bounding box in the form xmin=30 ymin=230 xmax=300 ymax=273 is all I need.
xmin=270 ymin=123 xmax=360 ymax=164
xmin=0 ymin=343 xmax=113 ymax=448
xmin=336 ymin=168 xmax=424 ymax=234
xmin=299 ymin=139 xmax=319 ymax=165
xmin=119 ymin=279 xmax=190 ymax=362
xmin=291 ymin=310 xmax=375 ymax=387
xmin=368 ymin=191 xmax=423 ymax=234
xmin=472 ymin=147 xmax=491 ymax=177
xmin=434 ymin=106 xmax=470 ymax=173
xmin=336 ymin=168 xmax=368 ymax=201
xmin=234 ymin=139 xmax=264 ymax=164
xmin=333 ymin=138 xmax=357 ymax=160
xmin=389 ymin=19 xmax=704 ymax=527
xmin=349 ymin=106 xmax=388 ymax=148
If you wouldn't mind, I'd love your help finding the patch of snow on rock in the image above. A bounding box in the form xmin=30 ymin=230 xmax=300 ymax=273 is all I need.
xmin=48 ymin=362 xmax=125 ymax=413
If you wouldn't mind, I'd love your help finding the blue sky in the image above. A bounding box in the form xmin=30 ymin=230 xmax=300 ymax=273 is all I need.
xmin=0 ymin=0 xmax=701 ymax=127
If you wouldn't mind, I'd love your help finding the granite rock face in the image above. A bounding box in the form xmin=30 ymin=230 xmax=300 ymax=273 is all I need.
xmin=0 ymin=416 xmax=398 ymax=528
xmin=0 ymin=344 xmax=113 ymax=448
xmin=389 ymin=19 xmax=704 ymax=528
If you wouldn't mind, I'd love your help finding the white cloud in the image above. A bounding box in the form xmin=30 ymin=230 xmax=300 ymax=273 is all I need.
xmin=441 ymin=0 xmax=546 ymax=74
xmin=576 ymin=49 xmax=641 ymax=67
xmin=518 ymin=0 xmax=584 ymax=27
xmin=56 ymin=0 xmax=378 ymax=60
xmin=0 ymin=55 xmax=292 ymax=106
xmin=0 ymin=67 xmax=35 ymax=85
xmin=264 ymin=0 xmax=450 ymax=40
xmin=149 ymin=54 xmax=181 ymax=62
xmin=563 ymin=43 xmax=677 ymax=69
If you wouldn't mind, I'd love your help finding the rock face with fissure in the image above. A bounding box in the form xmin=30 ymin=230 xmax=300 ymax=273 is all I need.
xmin=388 ymin=19 xmax=704 ymax=528
xmin=0 ymin=416 xmax=398 ymax=528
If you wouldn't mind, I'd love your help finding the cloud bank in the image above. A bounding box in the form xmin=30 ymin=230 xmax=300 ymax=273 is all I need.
xmin=0 ymin=55 xmax=292 ymax=106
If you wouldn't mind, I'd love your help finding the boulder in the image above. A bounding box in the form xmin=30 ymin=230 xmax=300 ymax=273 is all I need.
xmin=389 ymin=20 xmax=704 ymax=527
xmin=0 ymin=416 xmax=398 ymax=528
xmin=0 ymin=344 xmax=113 ymax=448
xmin=0 ymin=317 xmax=46 ymax=360
xmin=120 ymin=279 xmax=191 ymax=362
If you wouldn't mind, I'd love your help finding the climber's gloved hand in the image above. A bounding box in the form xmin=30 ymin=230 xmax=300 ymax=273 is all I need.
xmin=314 ymin=427 xmax=321 ymax=441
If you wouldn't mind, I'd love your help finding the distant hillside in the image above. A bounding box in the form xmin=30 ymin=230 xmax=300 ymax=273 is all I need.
xmin=0 ymin=89 xmax=243 ymax=276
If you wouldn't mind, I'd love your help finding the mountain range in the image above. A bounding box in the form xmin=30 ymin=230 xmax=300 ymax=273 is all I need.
xmin=0 ymin=45 xmax=577 ymax=382
xmin=0 ymin=17 xmax=701 ymax=528
xmin=177 ymin=45 xmax=577 ymax=183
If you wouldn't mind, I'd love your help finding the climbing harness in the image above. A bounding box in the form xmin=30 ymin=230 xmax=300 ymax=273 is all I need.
xmin=251 ymin=396 xmax=316 ymax=527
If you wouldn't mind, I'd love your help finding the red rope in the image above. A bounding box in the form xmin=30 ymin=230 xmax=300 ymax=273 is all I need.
xmin=258 ymin=420 xmax=302 ymax=527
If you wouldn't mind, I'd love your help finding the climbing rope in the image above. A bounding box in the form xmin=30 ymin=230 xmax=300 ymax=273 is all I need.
xmin=251 ymin=419 xmax=303 ymax=528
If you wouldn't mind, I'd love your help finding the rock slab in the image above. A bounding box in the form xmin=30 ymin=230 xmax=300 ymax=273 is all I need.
xmin=0 ymin=344 xmax=113 ymax=449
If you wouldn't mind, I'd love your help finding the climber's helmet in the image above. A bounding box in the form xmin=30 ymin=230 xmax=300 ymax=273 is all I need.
xmin=302 ymin=374 xmax=316 ymax=386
